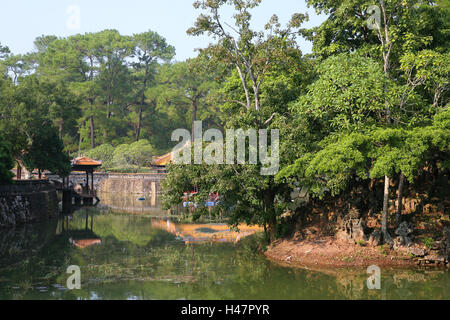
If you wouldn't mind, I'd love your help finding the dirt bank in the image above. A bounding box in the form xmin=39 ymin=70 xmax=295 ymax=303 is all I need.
xmin=264 ymin=236 xmax=420 ymax=269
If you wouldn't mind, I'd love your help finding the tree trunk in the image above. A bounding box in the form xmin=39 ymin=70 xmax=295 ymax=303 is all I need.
xmin=90 ymin=115 xmax=95 ymax=149
xmin=235 ymin=65 xmax=251 ymax=110
xmin=106 ymin=92 xmax=112 ymax=119
xmin=78 ymin=121 xmax=84 ymax=157
xmin=264 ymin=191 xmax=277 ymax=243
xmin=136 ymin=106 xmax=143 ymax=141
xmin=38 ymin=169 xmax=42 ymax=180
xmin=396 ymin=172 xmax=405 ymax=226
xmin=367 ymin=178 xmax=377 ymax=216
xmin=382 ymin=175 xmax=391 ymax=242
xmin=268 ymin=216 xmax=277 ymax=244
xmin=191 ymin=100 xmax=198 ymax=143
xmin=59 ymin=119 xmax=63 ymax=140
xmin=16 ymin=161 xmax=21 ymax=180
xmin=428 ymin=159 xmax=439 ymax=199
xmin=379 ymin=2 xmax=393 ymax=244
xmin=136 ymin=69 xmax=149 ymax=142
xmin=254 ymin=86 xmax=260 ymax=112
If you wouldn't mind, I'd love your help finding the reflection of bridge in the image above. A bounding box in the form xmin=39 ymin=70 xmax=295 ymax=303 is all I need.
xmin=95 ymin=192 xmax=166 ymax=215
xmin=98 ymin=204 xmax=163 ymax=214
xmin=151 ymin=219 xmax=262 ymax=244
xmin=60 ymin=188 xmax=100 ymax=207
xmin=56 ymin=212 xmax=102 ymax=249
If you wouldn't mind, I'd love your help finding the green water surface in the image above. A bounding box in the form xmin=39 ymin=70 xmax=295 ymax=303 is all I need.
xmin=0 ymin=194 xmax=448 ymax=300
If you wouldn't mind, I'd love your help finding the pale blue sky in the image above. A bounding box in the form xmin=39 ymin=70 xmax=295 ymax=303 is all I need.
xmin=0 ymin=0 xmax=326 ymax=61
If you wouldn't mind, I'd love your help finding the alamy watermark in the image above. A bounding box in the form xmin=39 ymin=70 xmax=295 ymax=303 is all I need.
xmin=66 ymin=5 xmax=81 ymax=30
xmin=367 ymin=4 xmax=381 ymax=31
xmin=367 ymin=265 xmax=381 ymax=290
xmin=66 ymin=265 xmax=81 ymax=290
xmin=171 ymin=121 xmax=280 ymax=176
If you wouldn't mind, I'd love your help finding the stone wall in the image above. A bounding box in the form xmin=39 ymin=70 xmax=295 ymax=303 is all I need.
xmin=97 ymin=174 xmax=164 ymax=194
xmin=47 ymin=172 xmax=166 ymax=194
xmin=0 ymin=180 xmax=59 ymax=228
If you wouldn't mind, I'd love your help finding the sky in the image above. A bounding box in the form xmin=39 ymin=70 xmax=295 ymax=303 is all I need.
xmin=0 ymin=0 xmax=327 ymax=61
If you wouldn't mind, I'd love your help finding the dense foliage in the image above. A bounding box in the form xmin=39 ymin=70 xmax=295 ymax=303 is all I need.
xmin=0 ymin=136 xmax=14 ymax=184
xmin=162 ymin=0 xmax=449 ymax=243
xmin=0 ymin=29 xmax=224 ymax=175
xmin=84 ymin=139 xmax=156 ymax=171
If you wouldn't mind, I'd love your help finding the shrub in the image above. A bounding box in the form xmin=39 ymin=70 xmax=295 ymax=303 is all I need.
xmin=86 ymin=144 xmax=115 ymax=169
xmin=422 ymin=237 xmax=434 ymax=249
xmin=84 ymin=140 xmax=155 ymax=171
xmin=112 ymin=140 xmax=155 ymax=169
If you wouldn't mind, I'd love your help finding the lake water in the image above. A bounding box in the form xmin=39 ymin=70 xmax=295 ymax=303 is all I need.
xmin=0 ymin=193 xmax=448 ymax=300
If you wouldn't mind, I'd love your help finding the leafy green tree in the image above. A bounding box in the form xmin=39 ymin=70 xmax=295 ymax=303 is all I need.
xmin=156 ymin=56 xmax=221 ymax=138
xmin=86 ymin=144 xmax=115 ymax=169
xmin=188 ymin=0 xmax=308 ymax=113
xmin=127 ymin=139 xmax=155 ymax=168
xmin=23 ymin=125 xmax=71 ymax=178
xmin=277 ymin=108 xmax=449 ymax=232
xmin=0 ymin=42 xmax=10 ymax=76
xmin=38 ymin=34 xmax=98 ymax=149
xmin=94 ymin=30 xmax=134 ymax=120
xmin=305 ymin=0 xmax=448 ymax=60
xmin=112 ymin=140 xmax=155 ymax=169
xmin=0 ymin=77 xmax=24 ymax=159
xmin=1 ymin=54 xmax=34 ymax=84
xmin=131 ymin=31 xmax=175 ymax=141
xmin=276 ymin=0 xmax=450 ymax=242
xmin=400 ymin=50 xmax=449 ymax=111
xmin=163 ymin=0 xmax=310 ymax=243
xmin=35 ymin=30 xmax=179 ymax=150
xmin=0 ymin=42 xmax=9 ymax=59
xmin=0 ymin=76 xmax=79 ymax=178
xmin=293 ymin=53 xmax=391 ymax=132
xmin=0 ymin=137 xmax=14 ymax=184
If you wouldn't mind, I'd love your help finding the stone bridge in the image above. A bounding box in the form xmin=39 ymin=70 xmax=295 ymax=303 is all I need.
xmin=47 ymin=172 xmax=166 ymax=194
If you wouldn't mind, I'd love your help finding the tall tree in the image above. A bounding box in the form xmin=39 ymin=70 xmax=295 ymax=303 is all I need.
xmin=157 ymin=56 xmax=220 ymax=140
xmin=0 ymin=41 xmax=10 ymax=77
xmin=303 ymin=0 xmax=449 ymax=240
xmin=131 ymin=31 xmax=175 ymax=141
xmin=188 ymin=0 xmax=308 ymax=114
xmin=23 ymin=125 xmax=71 ymax=178
xmin=163 ymin=0 xmax=310 ymax=243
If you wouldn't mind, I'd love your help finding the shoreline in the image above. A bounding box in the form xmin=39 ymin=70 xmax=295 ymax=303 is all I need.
xmin=263 ymin=236 xmax=438 ymax=269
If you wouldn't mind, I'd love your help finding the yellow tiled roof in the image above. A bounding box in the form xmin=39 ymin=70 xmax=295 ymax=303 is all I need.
xmin=72 ymin=157 xmax=102 ymax=166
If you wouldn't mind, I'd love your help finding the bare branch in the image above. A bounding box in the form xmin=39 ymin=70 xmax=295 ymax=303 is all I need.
xmin=225 ymin=99 xmax=249 ymax=109
xmin=263 ymin=113 xmax=277 ymax=126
